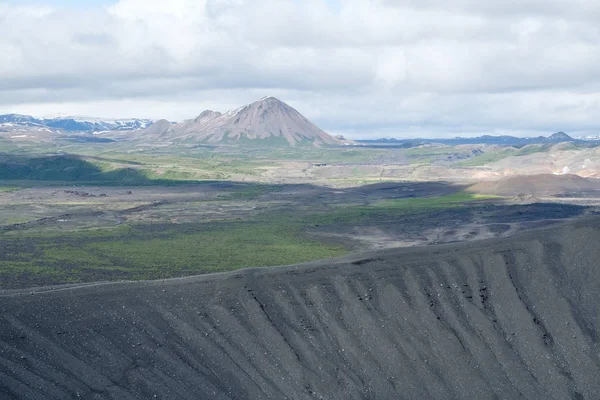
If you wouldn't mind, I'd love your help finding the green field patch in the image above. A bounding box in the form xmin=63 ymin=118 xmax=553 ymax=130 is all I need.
xmin=1 ymin=216 xmax=37 ymax=225
xmin=0 ymin=220 xmax=347 ymax=287
xmin=0 ymin=189 xmax=505 ymax=288
xmin=515 ymin=144 xmax=550 ymax=156
xmin=375 ymin=192 xmax=497 ymax=208
xmin=4 ymin=224 xmax=133 ymax=239
xmin=295 ymin=192 xmax=498 ymax=226
xmin=457 ymin=145 xmax=551 ymax=167
xmin=455 ymin=150 xmax=517 ymax=167
xmin=0 ymin=152 xmax=273 ymax=186
xmin=86 ymin=222 xmax=345 ymax=276
xmin=404 ymin=146 xmax=457 ymax=157
xmin=215 ymin=185 xmax=282 ymax=200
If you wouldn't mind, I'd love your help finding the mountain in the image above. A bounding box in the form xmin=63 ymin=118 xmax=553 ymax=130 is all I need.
xmin=139 ymin=119 xmax=173 ymax=137
xmin=142 ymin=97 xmax=341 ymax=146
xmin=547 ymin=131 xmax=574 ymax=142
xmin=359 ymin=131 xmax=579 ymax=146
xmin=0 ymin=114 xmax=153 ymax=133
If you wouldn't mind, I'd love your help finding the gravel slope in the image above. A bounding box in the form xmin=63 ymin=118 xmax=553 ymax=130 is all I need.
xmin=1 ymin=219 xmax=599 ymax=399
xmin=140 ymin=97 xmax=340 ymax=146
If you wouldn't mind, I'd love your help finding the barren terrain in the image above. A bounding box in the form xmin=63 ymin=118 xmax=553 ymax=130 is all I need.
xmin=1 ymin=218 xmax=599 ymax=399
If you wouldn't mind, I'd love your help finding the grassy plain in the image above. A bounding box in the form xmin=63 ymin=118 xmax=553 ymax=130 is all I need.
xmin=0 ymin=221 xmax=348 ymax=286
xmin=0 ymin=141 xmax=590 ymax=288
xmin=0 ymin=187 xmax=497 ymax=287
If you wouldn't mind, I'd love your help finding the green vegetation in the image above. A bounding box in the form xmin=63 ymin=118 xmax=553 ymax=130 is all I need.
xmin=375 ymin=192 xmax=498 ymax=208
xmin=404 ymin=146 xmax=457 ymax=158
xmin=455 ymin=150 xmax=517 ymax=167
xmin=404 ymin=145 xmax=473 ymax=164
xmin=247 ymin=146 xmax=384 ymax=163
xmin=455 ymin=145 xmax=553 ymax=167
xmin=0 ymin=221 xmax=347 ymax=287
xmin=0 ymin=143 xmax=395 ymax=187
xmin=0 ymin=152 xmax=272 ymax=185
xmin=0 ymin=142 xmax=514 ymax=288
xmin=515 ymin=144 xmax=550 ymax=156
xmin=218 ymin=185 xmax=282 ymax=200
xmin=0 ymin=190 xmax=497 ymax=288
xmin=553 ymin=143 xmax=581 ymax=152
xmin=296 ymin=192 xmax=496 ymax=225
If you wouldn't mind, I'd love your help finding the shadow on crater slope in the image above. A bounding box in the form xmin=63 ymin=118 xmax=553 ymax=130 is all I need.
xmin=1 ymin=218 xmax=599 ymax=399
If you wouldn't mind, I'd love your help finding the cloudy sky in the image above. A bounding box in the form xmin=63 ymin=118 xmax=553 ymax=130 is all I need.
xmin=1 ymin=0 xmax=600 ymax=138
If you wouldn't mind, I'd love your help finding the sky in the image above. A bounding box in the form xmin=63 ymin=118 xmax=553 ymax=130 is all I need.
xmin=1 ymin=0 xmax=600 ymax=138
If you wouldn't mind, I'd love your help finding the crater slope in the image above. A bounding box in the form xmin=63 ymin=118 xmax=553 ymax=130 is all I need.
xmin=1 ymin=219 xmax=599 ymax=399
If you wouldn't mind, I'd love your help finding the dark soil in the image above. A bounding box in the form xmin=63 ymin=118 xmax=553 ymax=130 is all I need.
xmin=1 ymin=217 xmax=599 ymax=399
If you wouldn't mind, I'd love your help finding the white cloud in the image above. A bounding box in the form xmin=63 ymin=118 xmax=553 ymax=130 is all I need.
xmin=1 ymin=0 xmax=600 ymax=138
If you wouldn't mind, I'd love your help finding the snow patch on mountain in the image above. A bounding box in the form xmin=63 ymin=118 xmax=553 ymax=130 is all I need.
xmin=0 ymin=114 xmax=154 ymax=133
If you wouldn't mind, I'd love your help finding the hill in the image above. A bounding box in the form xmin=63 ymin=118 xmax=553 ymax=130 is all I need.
xmin=547 ymin=131 xmax=574 ymax=142
xmin=468 ymin=174 xmax=600 ymax=196
xmin=141 ymin=97 xmax=342 ymax=146
xmin=1 ymin=218 xmax=599 ymax=399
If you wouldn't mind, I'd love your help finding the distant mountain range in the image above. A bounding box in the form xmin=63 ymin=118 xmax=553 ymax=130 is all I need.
xmin=0 ymin=114 xmax=152 ymax=133
xmin=2 ymin=105 xmax=593 ymax=148
xmin=1 ymin=98 xmax=344 ymax=146
xmin=358 ymin=131 xmax=582 ymax=146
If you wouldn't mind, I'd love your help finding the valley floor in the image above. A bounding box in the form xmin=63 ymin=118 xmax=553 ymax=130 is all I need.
xmin=0 ymin=180 xmax=591 ymax=289
xmin=2 ymin=143 xmax=600 ymax=288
